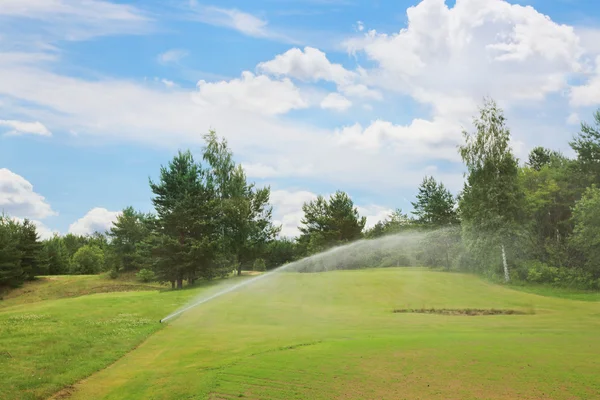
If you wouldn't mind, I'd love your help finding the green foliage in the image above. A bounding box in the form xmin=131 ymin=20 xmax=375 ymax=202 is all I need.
xmin=570 ymin=109 xmax=600 ymax=185
xmin=263 ymin=238 xmax=297 ymax=269
xmin=109 ymin=207 xmax=152 ymax=271
xmin=458 ymin=98 xmax=525 ymax=279
xmin=298 ymin=191 xmax=366 ymax=254
xmin=108 ymin=269 xmax=119 ymax=279
xmin=70 ymin=245 xmax=105 ymax=275
xmin=0 ymin=216 xmax=23 ymax=287
xmin=411 ymin=176 xmax=458 ymax=226
xmin=135 ymin=268 xmax=156 ymax=283
xmin=571 ymin=185 xmax=600 ymax=278
xmin=252 ymin=258 xmax=266 ymax=272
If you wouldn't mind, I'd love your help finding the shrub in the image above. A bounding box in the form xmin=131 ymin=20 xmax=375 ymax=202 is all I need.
xmin=70 ymin=245 xmax=104 ymax=275
xmin=136 ymin=268 xmax=156 ymax=283
xmin=253 ymin=258 xmax=266 ymax=272
xmin=108 ymin=269 xmax=118 ymax=279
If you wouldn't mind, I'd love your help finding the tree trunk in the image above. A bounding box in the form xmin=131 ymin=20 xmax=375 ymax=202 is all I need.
xmin=501 ymin=244 xmax=510 ymax=282
xmin=177 ymin=278 xmax=183 ymax=289
xmin=170 ymin=281 xmax=175 ymax=289
xmin=237 ymin=265 xmax=242 ymax=276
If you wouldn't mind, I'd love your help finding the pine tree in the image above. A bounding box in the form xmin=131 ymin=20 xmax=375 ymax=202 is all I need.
xmin=18 ymin=219 xmax=43 ymax=280
xmin=0 ymin=216 xmax=23 ymax=287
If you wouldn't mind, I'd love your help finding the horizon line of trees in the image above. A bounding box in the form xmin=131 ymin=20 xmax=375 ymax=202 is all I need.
xmin=2 ymin=100 xmax=600 ymax=290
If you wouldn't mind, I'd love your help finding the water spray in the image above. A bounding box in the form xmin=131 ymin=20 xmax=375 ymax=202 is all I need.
xmin=159 ymin=231 xmax=429 ymax=323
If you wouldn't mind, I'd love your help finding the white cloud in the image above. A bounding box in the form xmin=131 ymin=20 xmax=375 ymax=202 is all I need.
xmin=334 ymin=118 xmax=462 ymax=161
xmin=0 ymin=168 xmax=56 ymax=219
xmin=0 ymin=49 xmax=465 ymax=194
xmin=188 ymin=3 xmax=269 ymax=38
xmin=357 ymin=205 xmax=394 ymax=229
xmin=567 ymin=112 xmax=580 ymax=125
xmin=0 ymin=0 xmax=151 ymax=41
xmin=270 ymin=190 xmax=392 ymax=238
xmin=258 ymin=46 xmax=382 ymax=100
xmin=258 ymin=46 xmax=355 ymax=85
xmin=270 ymin=190 xmax=319 ymax=237
xmin=320 ymin=93 xmax=352 ymax=111
xmin=158 ymin=49 xmax=188 ymax=64
xmin=570 ymin=55 xmax=600 ymax=107
xmin=356 ymin=21 xmax=365 ymax=32
xmin=68 ymin=207 xmax=121 ymax=236
xmin=345 ymin=0 xmax=584 ymax=113
xmin=12 ymin=217 xmax=57 ymax=240
xmin=193 ymin=71 xmax=308 ymax=115
xmin=0 ymin=119 xmax=51 ymax=136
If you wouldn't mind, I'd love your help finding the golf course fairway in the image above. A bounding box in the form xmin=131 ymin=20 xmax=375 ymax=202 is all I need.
xmin=53 ymin=268 xmax=600 ymax=400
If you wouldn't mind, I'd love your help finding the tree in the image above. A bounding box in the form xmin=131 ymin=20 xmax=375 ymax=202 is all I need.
xmin=202 ymin=132 xmax=279 ymax=276
xmin=458 ymin=98 xmax=524 ymax=281
xmin=108 ymin=207 xmax=151 ymax=271
xmin=570 ymin=186 xmax=600 ymax=278
xmin=298 ymin=191 xmax=366 ymax=254
xmin=70 ymin=245 xmax=105 ymax=275
xmin=411 ymin=176 xmax=458 ymax=226
xmin=149 ymin=150 xmax=223 ymax=288
xmin=0 ymin=216 xmax=22 ymax=287
xmin=570 ymin=109 xmax=600 ymax=185
xmin=263 ymin=238 xmax=297 ymax=269
xmin=17 ymin=219 xmax=44 ymax=280
xmin=43 ymin=235 xmax=70 ymax=275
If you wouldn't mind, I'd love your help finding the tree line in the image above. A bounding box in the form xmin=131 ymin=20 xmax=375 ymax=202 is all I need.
xmin=2 ymin=100 xmax=600 ymax=290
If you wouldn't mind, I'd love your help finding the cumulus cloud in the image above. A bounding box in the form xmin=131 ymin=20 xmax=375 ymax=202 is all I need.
xmin=258 ymin=46 xmax=355 ymax=85
xmin=0 ymin=119 xmax=51 ymax=136
xmin=270 ymin=190 xmax=319 ymax=237
xmin=334 ymin=118 xmax=462 ymax=161
xmin=12 ymin=217 xmax=57 ymax=240
xmin=0 ymin=168 xmax=56 ymax=219
xmin=68 ymin=207 xmax=121 ymax=235
xmin=257 ymin=46 xmax=381 ymax=100
xmin=270 ymin=189 xmax=392 ymax=238
xmin=193 ymin=71 xmax=308 ymax=115
xmin=346 ymin=0 xmax=584 ymax=113
xmin=570 ymin=56 xmax=600 ymax=107
xmin=320 ymin=93 xmax=352 ymax=111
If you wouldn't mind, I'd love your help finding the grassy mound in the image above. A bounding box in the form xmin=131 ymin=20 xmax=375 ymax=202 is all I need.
xmin=39 ymin=267 xmax=600 ymax=400
xmin=0 ymin=274 xmax=165 ymax=310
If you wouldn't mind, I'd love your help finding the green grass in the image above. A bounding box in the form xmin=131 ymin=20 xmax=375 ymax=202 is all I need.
xmin=0 ymin=274 xmax=245 ymax=400
xmin=507 ymin=283 xmax=600 ymax=301
xmin=3 ymin=268 xmax=600 ymax=399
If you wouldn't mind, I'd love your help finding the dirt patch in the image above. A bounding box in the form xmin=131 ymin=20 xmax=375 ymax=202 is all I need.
xmin=393 ymin=308 xmax=533 ymax=316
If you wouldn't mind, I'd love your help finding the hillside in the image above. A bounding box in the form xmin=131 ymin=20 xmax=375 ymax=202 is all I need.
xmin=36 ymin=268 xmax=600 ymax=400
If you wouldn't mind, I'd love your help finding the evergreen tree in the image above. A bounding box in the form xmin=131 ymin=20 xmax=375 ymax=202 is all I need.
xmin=17 ymin=219 xmax=43 ymax=280
xmin=149 ymin=150 xmax=223 ymax=288
xmin=570 ymin=110 xmax=600 ymax=185
xmin=411 ymin=176 xmax=458 ymax=226
xmin=43 ymin=235 xmax=70 ymax=275
xmin=109 ymin=207 xmax=151 ymax=271
xmin=0 ymin=216 xmax=23 ymax=287
xmin=299 ymin=191 xmax=366 ymax=254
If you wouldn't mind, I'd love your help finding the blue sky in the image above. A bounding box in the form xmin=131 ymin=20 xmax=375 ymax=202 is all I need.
xmin=1 ymin=0 xmax=600 ymax=238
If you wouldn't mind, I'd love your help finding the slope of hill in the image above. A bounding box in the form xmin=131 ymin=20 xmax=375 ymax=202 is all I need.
xmin=51 ymin=268 xmax=600 ymax=400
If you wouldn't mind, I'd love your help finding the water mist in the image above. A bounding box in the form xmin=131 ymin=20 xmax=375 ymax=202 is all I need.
xmin=159 ymin=231 xmax=431 ymax=323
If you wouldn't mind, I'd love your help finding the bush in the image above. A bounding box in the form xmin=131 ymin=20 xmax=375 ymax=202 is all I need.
xmin=136 ymin=268 xmax=156 ymax=283
xmin=522 ymin=260 xmax=598 ymax=289
xmin=108 ymin=269 xmax=118 ymax=279
xmin=70 ymin=245 xmax=104 ymax=275
xmin=253 ymin=258 xmax=266 ymax=272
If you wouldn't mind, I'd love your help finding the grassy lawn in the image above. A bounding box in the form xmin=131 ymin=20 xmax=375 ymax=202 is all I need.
xmin=0 ymin=274 xmax=244 ymax=400
xmin=36 ymin=267 xmax=599 ymax=400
